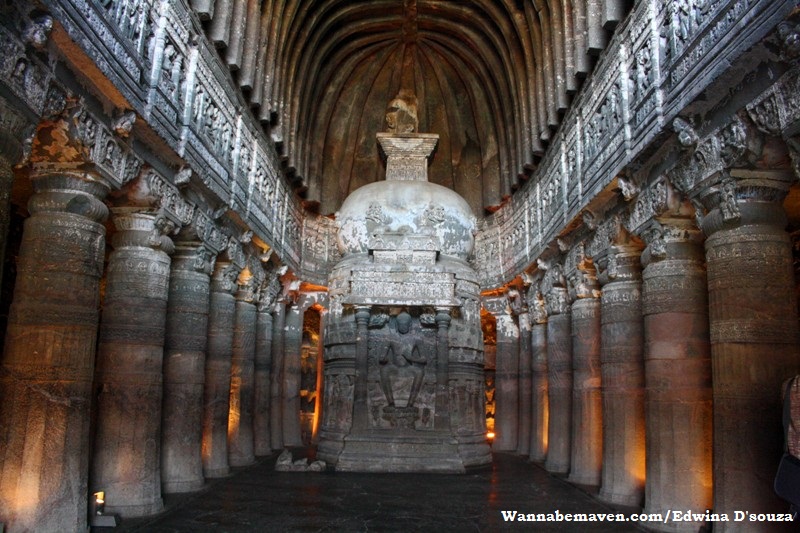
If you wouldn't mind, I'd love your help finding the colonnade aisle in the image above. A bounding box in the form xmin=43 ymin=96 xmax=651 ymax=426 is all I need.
xmin=110 ymin=453 xmax=644 ymax=532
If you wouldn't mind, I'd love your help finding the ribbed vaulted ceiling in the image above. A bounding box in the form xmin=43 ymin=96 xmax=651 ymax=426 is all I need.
xmin=194 ymin=0 xmax=629 ymax=215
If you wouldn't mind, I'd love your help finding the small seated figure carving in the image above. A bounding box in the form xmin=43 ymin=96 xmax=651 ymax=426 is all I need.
xmin=379 ymin=311 xmax=426 ymax=408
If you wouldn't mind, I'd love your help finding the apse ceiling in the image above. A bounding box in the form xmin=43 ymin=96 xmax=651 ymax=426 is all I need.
xmin=195 ymin=0 xmax=629 ymax=216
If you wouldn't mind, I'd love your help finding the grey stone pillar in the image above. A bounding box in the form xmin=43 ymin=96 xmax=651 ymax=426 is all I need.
xmin=567 ymin=247 xmax=602 ymax=487
xmin=254 ymin=297 xmax=274 ymax=456
xmin=544 ymin=274 xmax=572 ymax=474
xmin=0 ymin=172 xmax=108 ymax=533
xmin=202 ymin=260 xmax=239 ymax=477
xmin=527 ymin=288 xmax=549 ymax=463
xmin=283 ymin=299 xmax=305 ymax=447
xmin=641 ymin=218 xmax=712 ymax=531
xmin=598 ymin=245 xmax=645 ymax=507
xmin=270 ymin=300 xmax=287 ymax=449
xmin=228 ymin=271 xmax=257 ymax=466
xmin=516 ymin=308 xmax=532 ymax=456
xmin=485 ymin=295 xmax=519 ymax=452
xmin=699 ymin=172 xmax=800 ymax=529
xmin=162 ymin=243 xmax=214 ymax=493
xmin=92 ymin=209 xmax=174 ymax=517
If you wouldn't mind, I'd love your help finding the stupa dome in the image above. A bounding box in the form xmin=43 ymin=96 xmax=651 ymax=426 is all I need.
xmin=335 ymin=178 xmax=476 ymax=260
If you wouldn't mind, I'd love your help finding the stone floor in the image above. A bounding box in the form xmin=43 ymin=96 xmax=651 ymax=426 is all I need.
xmin=104 ymin=452 xmax=645 ymax=532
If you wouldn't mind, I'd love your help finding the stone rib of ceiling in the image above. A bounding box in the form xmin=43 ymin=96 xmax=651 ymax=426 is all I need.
xmin=193 ymin=0 xmax=628 ymax=216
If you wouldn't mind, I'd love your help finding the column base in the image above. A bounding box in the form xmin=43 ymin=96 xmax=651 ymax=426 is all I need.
xmin=598 ymin=488 xmax=643 ymax=508
xmin=544 ymin=459 xmax=569 ymax=474
xmin=105 ymin=498 xmax=164 ymax=519
xmin=567 ymin=472 xmax=600 ymax=486
xmin=203 ymin=466 xmax=230 ymax=478
xmin=162 ymin=478 xmax=205 ymax=494
xmin=229 ymin=456 xmax=256 ymax=468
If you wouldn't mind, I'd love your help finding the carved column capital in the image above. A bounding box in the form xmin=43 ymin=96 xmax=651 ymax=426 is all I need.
xmin=602 ymin=244 xmax=643 ymax=284
xmin=211 ymin=260 xmax=241 ymax=295
xmin=565 ymin=241 xmax=600 ymax=301
xmin=30 ymin=104 xmax=143 ymax=190
xmin=694 ymin=169 xmax=794 ymax=237
xmin=526 ymin=283 xmax=548 ymax=324
xmin=171 ymin=240 xmax=216 ymax=276
xmin=639 ymin=217 xmax=703 ymax=266
xmin=108 ymin=207 xmax=176 ymax=254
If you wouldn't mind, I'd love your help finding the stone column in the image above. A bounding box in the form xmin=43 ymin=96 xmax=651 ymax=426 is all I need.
xmin=202 ymin=260 xmax=239 ymax=477
xmin=527 ymin=287 xmax=549 ymax=463
xmin=567 ymin=248 xmax=602 ymax=486
xmin=641 ymin=218 xmax=712 ymax=531
xmin=254 ymin=295 xmax=274 ymax=456
xmin=351 ymin=305 xmax=371 ymax=431
xmin=485 ymin=295 xmax=519 ymax=452
xmin=92 ymin=209 xmax=174 ymax=517
xmin=0 ymin=172 xmax=108 ymax=533
xmin=228 ymin=270 xmax=257 ymax=466
xmin=162 ymin=243 xmax=214 ymax=493
xmin=516 ymin=308 xmax=532 ymax=456
xmin=598 ymin=245 xmax=646 ymax=506
xmin=270 ymin=300 xmax=287 ymax=449
xmin=283 ymin=298 xmax=305 ymax=447
xmin=698 ymin=172 xmax=800 ymax=526
xmin=543 ymin=268 xmax=572 ymax=474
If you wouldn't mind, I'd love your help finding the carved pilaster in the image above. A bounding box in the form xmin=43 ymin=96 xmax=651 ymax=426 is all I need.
xmin=0 ymin=171 xmax=108 ymax=532
xmin=351 ymin=305 xmax=372 ymax=432
xmin=434 ymin=307 xmax=452 ymax=432
xmin=93 ymin=208 xmax=175 ymax=518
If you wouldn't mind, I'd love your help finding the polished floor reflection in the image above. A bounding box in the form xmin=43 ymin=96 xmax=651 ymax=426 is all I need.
xmin=108 ymin=452 xmax=644 ymax=532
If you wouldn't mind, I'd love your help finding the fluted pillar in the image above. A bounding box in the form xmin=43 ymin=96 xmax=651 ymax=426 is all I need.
xmin=0 ymin=172 xmax=108 ymax=533
xmin=254 ymin=297 xmax=274 ymax=456
xmin=283 ymin=299 xmax=305 ymax=447
xmin=162 ymin=243 xmax=214 ymax=493
xmin=202 ymin=260 xmax=239 ymax=477
xmin=270 ymin=300 xmax=287 ymax=449
xmin=699 ymin=172 xmax=800 ymax=529
xmin=92 ymin=209 xmax=174 ymax=517
xmin=641 ymin=218 xmax=712 ymax=531
xmin=528 ymin=288 xmax=549 ymax=463
xmin=544 ymin=275 xmax=572 ymax=474
xmin=567 ymin=252 xmax=602 ymax=487
xmin=598 ymin=245 xmax=645 ymax=507
xmin=228 ymin=270 xmax=257 ymax=466
xmin=485 ymin=295 xmax=519 ymax=452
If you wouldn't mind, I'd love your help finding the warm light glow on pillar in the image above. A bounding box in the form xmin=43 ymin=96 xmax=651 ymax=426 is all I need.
xmin=541 ymin=398 xmax=549 ymax=454
xmin=486 ymin=431 xmax=496 ymax=440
